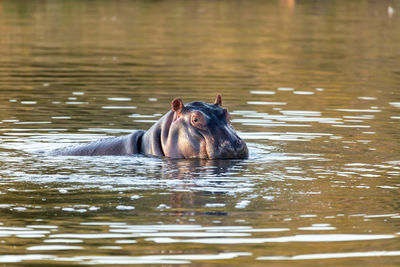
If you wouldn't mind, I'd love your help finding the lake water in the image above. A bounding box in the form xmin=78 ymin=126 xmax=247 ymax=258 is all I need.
xmin=1 ymin=0 xmax=400 ymax=265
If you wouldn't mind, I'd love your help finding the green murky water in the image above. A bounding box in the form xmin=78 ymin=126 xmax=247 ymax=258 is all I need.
xmin=1 ymin=0 xmax=400 ymax=265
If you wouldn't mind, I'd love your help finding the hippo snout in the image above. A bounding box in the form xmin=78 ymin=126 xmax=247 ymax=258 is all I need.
xmin=217 ymin=138 xmax=248 ymax=159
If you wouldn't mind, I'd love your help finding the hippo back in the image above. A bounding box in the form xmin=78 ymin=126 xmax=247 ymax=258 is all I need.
xmin=49 ymin=130 xmax=145 ymax=156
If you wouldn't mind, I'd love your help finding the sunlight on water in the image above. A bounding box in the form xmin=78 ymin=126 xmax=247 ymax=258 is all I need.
xmin=257 ymin=251 xmax=400 ymax=261
xmin=146 ymin=234 xmax=396 ymax=244
xmin=0 ymin=0 xmax=400 ymax=265
xmin=0 ymin=221 xmax=398 ymax=264
xmin=0 ymin=252 xmax=252 ymax=265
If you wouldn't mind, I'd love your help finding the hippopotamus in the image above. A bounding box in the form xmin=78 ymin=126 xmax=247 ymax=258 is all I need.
xmin=49 ymin=95 xmax=248 ymax=159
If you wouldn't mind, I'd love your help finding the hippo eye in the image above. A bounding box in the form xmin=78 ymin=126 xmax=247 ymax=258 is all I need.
xmin=191 ymin=112 xmax=206 ymax=130
xmin=192 ymin=116 xmax=200 ymax=125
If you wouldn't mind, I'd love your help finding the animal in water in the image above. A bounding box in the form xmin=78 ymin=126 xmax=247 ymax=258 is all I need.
xmin=50 ymin=95 xmax=248 ymax=159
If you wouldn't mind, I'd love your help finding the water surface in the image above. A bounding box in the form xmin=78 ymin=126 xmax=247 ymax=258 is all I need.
xmin=1 ymin=0 xmax=400 ymax=265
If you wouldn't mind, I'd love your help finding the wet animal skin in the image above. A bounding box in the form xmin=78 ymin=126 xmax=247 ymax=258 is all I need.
xmin=50 ymin=95 xmax=248 ymax=160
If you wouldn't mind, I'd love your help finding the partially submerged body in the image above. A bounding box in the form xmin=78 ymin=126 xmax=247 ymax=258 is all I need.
xmin=50 ymin=95 xmax=248 ymax=160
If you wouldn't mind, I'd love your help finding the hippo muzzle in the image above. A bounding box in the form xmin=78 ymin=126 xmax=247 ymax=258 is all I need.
xmin=212 ymin=137 xmax=248 ymax=159
xmin=203 ymin=123 xmax=248 ymax=160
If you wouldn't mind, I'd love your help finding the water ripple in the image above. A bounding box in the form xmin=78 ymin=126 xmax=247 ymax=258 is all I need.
xmin=257 ymin=251 xmax=400 ymax=261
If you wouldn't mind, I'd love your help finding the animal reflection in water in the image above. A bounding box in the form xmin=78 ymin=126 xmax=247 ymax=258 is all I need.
xmin=161 ymin=158 xmax=245 ymax=217
xmin=50 ymin=95 xmax=248 ymax=160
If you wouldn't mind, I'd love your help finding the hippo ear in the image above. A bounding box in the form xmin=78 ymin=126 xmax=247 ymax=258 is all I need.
xmin=171 ymin=98 xmax=184 ymax=114
xmin=214 ymin=94 xmax=223 ymax=106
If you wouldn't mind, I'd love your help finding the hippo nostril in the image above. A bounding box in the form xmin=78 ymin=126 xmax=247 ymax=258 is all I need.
xmin=235 ymin=139 xmax=244 ymax=149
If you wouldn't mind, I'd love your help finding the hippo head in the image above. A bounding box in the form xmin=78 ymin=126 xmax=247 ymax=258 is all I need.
xmin=161 ymin=95 xmax=248 ymax=159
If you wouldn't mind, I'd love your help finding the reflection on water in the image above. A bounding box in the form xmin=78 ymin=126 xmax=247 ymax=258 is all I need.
xmin=1 ymin=0 xmax=400 ymax=265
